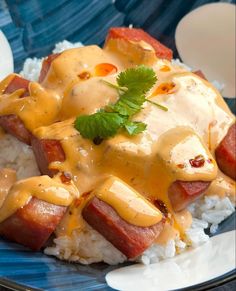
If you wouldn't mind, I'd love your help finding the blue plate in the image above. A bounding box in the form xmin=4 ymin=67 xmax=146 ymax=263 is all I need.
xmin=0 ymin=1 xmax=235 ymax=290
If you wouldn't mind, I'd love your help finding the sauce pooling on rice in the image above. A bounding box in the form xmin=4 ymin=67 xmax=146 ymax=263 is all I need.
xmin=0 ymin=28 xmax=235 ymax=254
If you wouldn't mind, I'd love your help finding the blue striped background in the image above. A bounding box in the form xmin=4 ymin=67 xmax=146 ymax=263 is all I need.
xmin=0 ymin=1 xmax=235 ymax=290
xmin=0 ymin=0 xmax=235 ymax=71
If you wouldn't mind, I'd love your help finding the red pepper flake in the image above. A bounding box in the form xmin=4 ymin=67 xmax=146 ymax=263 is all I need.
xmin=73 ymin=191 xmax=91 ymax=208
xmin=177 ymin=163 xmax=185 ymax=169
xmin=60 ymin=172 xmax=72 ymax=184
xmin=160 ymin=65 xmax=171 ymax=72
xmin=189 ymin=155 xmax=205 ymax=168
xmin=154 ymin=199 xmax=168 ymax=217
xmin=95 ymin=63 xmax=117 ymax=77
xmin=152 ymin=82 xmax=175 ymax=96
xmin=78 ymin=71 xmax=91 ymax=80
xmin=74 ymin=198 xmax=82 ymax=208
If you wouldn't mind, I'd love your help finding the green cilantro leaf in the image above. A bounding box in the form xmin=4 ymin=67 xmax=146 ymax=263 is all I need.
xmin=117 ymin=65 xmax=157 ymax=94
xmin=74 ymin=65 xmax=161 ymax=143
xmin=124 ymin=121 xmax=147 ymax=135
xmin=75 ymin=112 xmax=124 ymax=140
xmin=109 ymin=66 xmax=157 ymax=116
xmin=111 ymin=90 xmax=146 ymax=116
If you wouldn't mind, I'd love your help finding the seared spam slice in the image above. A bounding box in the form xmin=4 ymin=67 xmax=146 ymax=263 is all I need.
xmin=39 ymin=53 xmax=60 ymax=83
xmin=31 ymin=136 xmax=65 ymax=177
xmin=193 ymin=70 xmax=207 ymax=80
xmin=83 ymin=196 xmax=165 ymax=259
xmin=168 ymin=180 xmax=211 ymax=212
xmin=0 ymin=114 xmax=31 ymax=144
xmin=0 ymin=197 xmax=66 ymax=250
xmin=215 ymin=123 xmax=236 ymax=180
xmin=3 ymin=75 xmax=30 ymax=97
xmin=106 ymin=27 xmax=173 ymax=60
xmin=0 ymin=75 xmax=31 ymax=144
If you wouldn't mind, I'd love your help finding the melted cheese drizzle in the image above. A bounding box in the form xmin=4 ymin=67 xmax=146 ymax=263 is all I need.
xmin=0 ymin=38 xmax=235 ymax=243
xmin=93 ymin=176 xmax=162 ymax=227
xmin=0 ymin=74 xmax=15 ymax=94
xmin=0 ymin=80 xmax=61 ymax=131
xmin=206 ymin=170 xmax=236 ymax=202
xmin=0 ymin=175 xmax=79 ymax=223
xmin=0 ymin=168 xmax=16 ymax=208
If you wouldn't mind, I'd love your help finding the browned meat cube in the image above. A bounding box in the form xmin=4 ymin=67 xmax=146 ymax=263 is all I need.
xmin=38 ymin=53 xmax=60 ymax=83
xmin=106 ymin=27 xmax=173 ymax=60
xmin=82 ymin=196 xmax=165 ymax=259
xmin=168 ymin=180 xmax=211 ymax=212
xmin=193 ymin=70 xmax=207 ymax=80
xmin=3 ymin=75 xmax=30 ymax=97
xmin=0 ymin=75 xmax=31 ymax=144
xmin=0 ymin=197 xmax=67 ymax=250
xmin=0 ymin=114 xmax=31 ymax=144
xmin=215 ymin=123 xmax=236 ymax=180
xmin=31 ymin=136 xmax=65 ymax=177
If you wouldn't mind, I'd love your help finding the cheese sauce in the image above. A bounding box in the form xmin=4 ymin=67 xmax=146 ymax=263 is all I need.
xmin=0 ymin=74 xmax=15 ymax=94
xmin=0 ymin=175 xmax=79 ymax=223
xmin=0 ymin=39 xmax=235 ymax=244
xmin=0 ymin=81 xmax=61 ymax=131
xmin=93 ymin=176 xmax=163 ymax=227
xmin=0 ymin=168 xmax=16 ymax=208
xmin=206 ymin=170 xmax=236 ymax=202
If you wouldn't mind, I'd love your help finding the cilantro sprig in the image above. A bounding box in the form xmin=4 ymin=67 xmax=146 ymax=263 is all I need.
xmin=75 ymin=112 xmax=124 ymax=140
xmin=109 ymin=65 xmax=156 ymax=116
xmin=74 ymin=65 xmax=167 ymax=144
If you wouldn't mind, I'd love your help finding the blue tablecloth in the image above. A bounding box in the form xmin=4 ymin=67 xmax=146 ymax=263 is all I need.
xmin=0 ymin=1 xmax=235 ymax=290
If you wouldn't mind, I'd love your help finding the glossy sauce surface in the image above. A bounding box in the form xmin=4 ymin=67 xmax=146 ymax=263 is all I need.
xmin=93 ymin=176 xmax=163 ymax=227
xmin=0 ymin=175 xmax=79 ymax=223
xmin=0 ymin=168 xmax=16 ymax=208
xmin=0 ymin=39 xmax=235 ymax=243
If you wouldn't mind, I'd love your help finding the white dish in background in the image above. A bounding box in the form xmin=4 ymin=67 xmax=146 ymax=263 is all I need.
xmin=175 ymin=3 xmax=235 ymax=98
xmin=106 ymin=230 xmax=236 ymax=291
xmin=0 ymin=30 xmax=14 ymax=80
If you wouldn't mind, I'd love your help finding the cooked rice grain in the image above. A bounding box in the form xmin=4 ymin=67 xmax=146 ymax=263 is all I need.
xmin=0 ymin=40 xmax=233 ymax=265
xmin=45 ymin=223 xmax=126 ymax=265
xmin=0 ymin=134 xmax=40 ymax=179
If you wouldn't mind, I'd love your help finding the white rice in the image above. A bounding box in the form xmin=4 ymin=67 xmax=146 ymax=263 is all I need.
xmin=0 ymin=40 xmax=234 ymax=265
xmin=20 ymin=58 xmax=43 ymax=82
xmin=45 ymin=223 xmax=126 ymax=265
xmin=211 ymin=80 xmax=225 ymax=93
xmin=188 ymin=195 xmax=235 ymax=234
xmin=0 ymin=134 xmax=39 ymax=179
xmin=171 ymin=58 xmax=192 ymax=72
xmin=20 ymin=40 xmax=83 ymax=82
xmin=52 ymin=40 xmax=83 ymax=53
xmin=20 ymin=41 xmax=224 ymax=94
xmin=140 ymin=239 xmax=181 ymax=265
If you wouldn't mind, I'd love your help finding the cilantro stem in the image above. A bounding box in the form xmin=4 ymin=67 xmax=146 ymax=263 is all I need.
xmin=146 ymin=99 xmax=168 ymax=111
xmin=75 ymin=66 xmax=158 ymax=141
xmin=101 ymin=80 xmax=127 ymax=92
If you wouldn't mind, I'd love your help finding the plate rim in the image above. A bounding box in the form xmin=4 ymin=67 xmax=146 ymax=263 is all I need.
xmin=1 ymin=263 xmax=235 ymax=291
xmin=177 ymin=269 xmax=236 ymax=291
